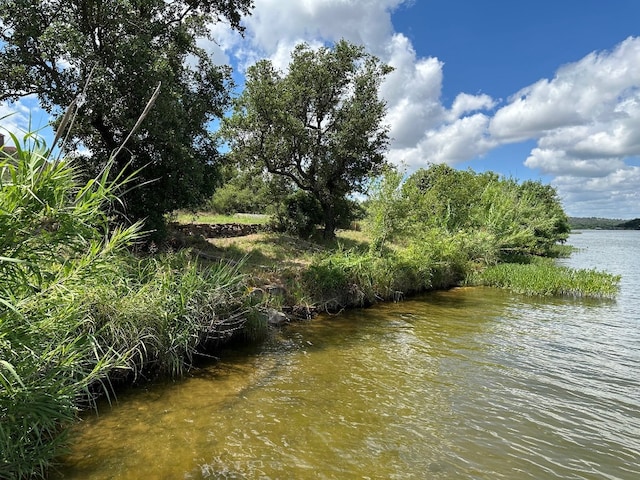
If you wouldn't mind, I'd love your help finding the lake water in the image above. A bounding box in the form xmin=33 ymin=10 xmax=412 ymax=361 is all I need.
xmin=53 ymin=230 xmax=640 ymax=479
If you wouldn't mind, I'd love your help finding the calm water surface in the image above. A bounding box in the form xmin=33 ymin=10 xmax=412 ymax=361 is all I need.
xmin=53 ymin=230 xmax=640 ymax=479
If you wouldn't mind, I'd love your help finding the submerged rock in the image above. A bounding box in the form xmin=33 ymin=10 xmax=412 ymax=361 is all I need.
xmin=266 ymin=308 xmax=288 ymax=326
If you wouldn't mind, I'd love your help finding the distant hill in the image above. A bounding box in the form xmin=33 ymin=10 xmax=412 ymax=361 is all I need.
xmin=617 ymin=218 xmax=640 ymax=229
xmin=569 ymin=217 xmax=640 ymax=230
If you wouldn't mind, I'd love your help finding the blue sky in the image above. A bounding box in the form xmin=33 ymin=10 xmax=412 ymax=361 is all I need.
xmin=393 ymin=1 xmax=640 ymax=102
xmin=2 ymin=0 xmax=640 ymax=219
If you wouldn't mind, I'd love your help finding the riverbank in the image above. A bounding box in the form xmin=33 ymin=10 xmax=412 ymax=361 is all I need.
xmin=170 ymin=221 xmax=621 ymax=317
xmin=0 ymin=152 xmax=620 ymax=479
xmin=50 ymin=230 xmax=640 ymax=480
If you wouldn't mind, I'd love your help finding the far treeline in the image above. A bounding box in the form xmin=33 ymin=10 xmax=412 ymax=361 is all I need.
xmin=0 ymin=3 xmax=622 ymax=479
xmin=570 ymin=217 xmax=640 ymax=230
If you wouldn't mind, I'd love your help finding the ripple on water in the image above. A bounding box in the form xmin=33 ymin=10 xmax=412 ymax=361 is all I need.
xmin=53 ymin=232 xmax=640 ymax=479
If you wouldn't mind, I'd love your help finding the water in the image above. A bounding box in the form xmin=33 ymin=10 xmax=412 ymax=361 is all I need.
xmin=53 ymin=230 xmax=640 ymax=479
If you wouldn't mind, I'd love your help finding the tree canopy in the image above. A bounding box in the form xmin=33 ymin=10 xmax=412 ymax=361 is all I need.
xmin=0 ymin=0 xmax=254 ymax=234
xmin=367 ymin=164 xmax=570 ymax=259
xmin=222 ymin=39 xmax=392 ymax=238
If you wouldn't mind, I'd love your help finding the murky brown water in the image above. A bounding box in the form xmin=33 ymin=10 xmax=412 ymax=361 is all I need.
xmin=52 ymin=231 xmax=640 ymax=479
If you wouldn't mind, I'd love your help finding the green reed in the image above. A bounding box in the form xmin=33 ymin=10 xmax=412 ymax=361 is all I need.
xmin=468 ymin=260 xmax=620 ymax=298
xmin=0 ymin=132 xmax=257 ymax=479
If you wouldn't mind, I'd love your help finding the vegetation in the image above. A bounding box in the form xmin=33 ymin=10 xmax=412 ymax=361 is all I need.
xmin=171 ymin=211 xmax=270 ymax=226
xmin=0 ymin=0 xmax=253 ymax=235
xmin=0 ymin=129 xmax=621 ymax=478
xmin=467 ymin=258 xmax=621 ymax=298
xmin=0 ymin=134 xmax=260 ymax=479
xmin=617 ymin=218 xmax=640 ymax=229
xmin=569 ymin=217 xmax=624 ymax=229
xmin=0 ymin=19 xmax=623 ymax=476
xmin=222 ymin=40 xmax=392 ymax=238
xmin=568 ymin=216 xmax=640 ymax=230
xmin=366 ymin=165 xmax=570 ymax=258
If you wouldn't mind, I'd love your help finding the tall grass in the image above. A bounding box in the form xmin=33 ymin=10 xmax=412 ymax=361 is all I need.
xmin=0 ymin=132 xmax=259 ymax=479
xmin=467 ymin=259 xmax=620 ymax=298
xmin=0 ymin=131 xmax=141 ymax=478
xmin=300 ymin=229 xmax=487 ymax=310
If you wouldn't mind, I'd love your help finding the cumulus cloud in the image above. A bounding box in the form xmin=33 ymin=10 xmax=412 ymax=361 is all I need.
xmin=491 ymin=37 xmax=640 ymax=142
xmin=389 ymin=113 xmax=496 ymax=167
xmin=449 ymin=93 xmax=496 ymax=121
xmin=239 ymin=0 xmax=402 ymax=58
xmin=207 ymin=4 xmax=640 ymax=217
xmin=481 ymin=36 xmax=640 ymax=217
xmin=0 ymin=98 xmax=52 ymax=145
xmin=381 ymin=34 xmax=446 ymax=149
xmin=0 ymin=102 xmax=28 ymax=145
xmin=553 ymin=166 xmax=640 ymax=218
xmin=224 ymin=0 xmax=499 ymax=168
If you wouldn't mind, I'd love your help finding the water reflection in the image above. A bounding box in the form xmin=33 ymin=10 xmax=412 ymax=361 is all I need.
xmin=53 ymin=232 xmax=640 ymax=479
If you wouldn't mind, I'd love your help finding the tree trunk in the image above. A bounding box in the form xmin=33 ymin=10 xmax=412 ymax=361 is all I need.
xmin=321 ymin=202 xmax=336 ymax=239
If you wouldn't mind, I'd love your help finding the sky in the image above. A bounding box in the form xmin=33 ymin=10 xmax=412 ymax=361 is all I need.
xmin=2 ymin=0 xmax=640 ymax=219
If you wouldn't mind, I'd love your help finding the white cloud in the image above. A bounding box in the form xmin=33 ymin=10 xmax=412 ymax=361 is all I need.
xmin=381 ymin=34 xmax=446 ymax=149
xmin=420 ymin=113 xmax=496 ymax=165
xmin=525 ymin=149 xmax=626 ymax=177
xmin=225 ymin=0 xmax=498 ymax=168
xmin=218 ymin=4 xmax=640 ymax=217
xmin=1 ymin=102 xmax=29 ymax=146
xmin=484 ymin=36 xmax=640 ymax=217
xmin=0 ymin=98 xmax=52 ymax=146
xmin=240 ymin=0 xmax=403 ymax=58
xmin=490 ymin=37 xmax=640 ymax=143
xmin=449 ymin=93 xmax=496 ymax=121
xmin=553 ymin=166 xmax=640 ymax=218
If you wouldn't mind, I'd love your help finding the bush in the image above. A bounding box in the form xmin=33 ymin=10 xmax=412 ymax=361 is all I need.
xmin=270 ymin=190 xmax=324 ymax=237
xmin=208 ymin=182 xmax=267 ymax=214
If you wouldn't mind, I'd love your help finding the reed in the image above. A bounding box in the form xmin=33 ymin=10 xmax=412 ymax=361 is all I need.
xmin=468 ymin=260 xmax=620 ymax=298
xmin=0 ymin=132 xmax=258 ymax=479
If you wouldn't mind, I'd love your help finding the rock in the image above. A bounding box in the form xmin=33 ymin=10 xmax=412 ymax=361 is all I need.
xmin=266 ymin=308 xmax=288 ymax=326
xmin=247 ymin=287 xmax=265 ymax=303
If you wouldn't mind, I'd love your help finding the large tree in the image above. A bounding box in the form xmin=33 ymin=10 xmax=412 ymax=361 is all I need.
xmin=0 ymin=0 xmax=253 ymax=234
xmin=222 ymin=40 xmax=392 ymax=238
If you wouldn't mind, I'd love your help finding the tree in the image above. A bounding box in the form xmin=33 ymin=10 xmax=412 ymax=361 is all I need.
xmin=222 ymin=39 xmax=392 ymax=238
xmin=0 ymin=0 xmax=253 ymax=235
xmin=365 ymin=166 xmax=406 ymax=253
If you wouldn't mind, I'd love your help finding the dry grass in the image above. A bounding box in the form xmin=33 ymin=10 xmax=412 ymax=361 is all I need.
xmin=171 ymin=211 xmax=270 ymax=225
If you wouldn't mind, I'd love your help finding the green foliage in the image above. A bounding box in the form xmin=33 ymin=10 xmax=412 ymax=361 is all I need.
xmin=366 ymin=164 xmax=570 ymax=258
xmin=172 ymin=211 xmax=270 ymax=225
xmin=0 ymin=133 xmax=141 ymax=478
xmin=222 ymin=39 xmax=392 ymax=238
xmin=0 ymin=133 xmax=257 ymax=479
xmin=365 ymin=167 xmax=406 ymax=253
xmin=271 ymin=190 xmax=324 ymax=238
xmin=468 ymin=259 xmax=620 ymax=298
xmin=616 ymin=218 xmax=640 ymax=229
xmin=300 ymin=227 xmax=496 ymax=311
xmin=207 ymin=166 xmax=273 ymax=215
xmin=85 ymin=251 xmax=251 ymax=378
xmin=569 ymin=217 xmax=624 ymax=229
xmin=0 ymin=0 xmax=254 ymax=235
xmin=208 ymin=182 xmax=264 ymax=215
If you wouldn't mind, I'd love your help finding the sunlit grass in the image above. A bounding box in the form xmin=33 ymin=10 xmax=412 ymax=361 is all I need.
xmin=171 ymin=210 xmax=270 ymax=225
xmin=467 ymin=260 xmax=620 ymax=298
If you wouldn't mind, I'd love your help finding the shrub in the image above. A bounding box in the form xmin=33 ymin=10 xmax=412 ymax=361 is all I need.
xmin=270 ymin=190 xmax=324 ymax=237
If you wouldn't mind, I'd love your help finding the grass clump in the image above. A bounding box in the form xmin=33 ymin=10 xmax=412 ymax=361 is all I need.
xmin=467 ymin=258 xmax=620 ymax=298
xmin=0 ymin=132 xmax=262 ymax=479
